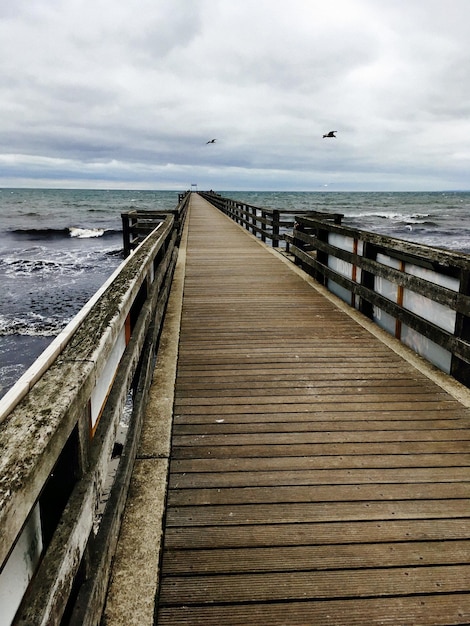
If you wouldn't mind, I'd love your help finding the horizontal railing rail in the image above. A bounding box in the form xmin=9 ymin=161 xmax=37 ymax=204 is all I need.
xmin=288 ymin=215 xmax=470 ymax=385
xmin=204 ymin=191 xmax=470 ymax=386
xmin=199 ymin=190 xmax=342 ymax=247
xmin=0 ymin=200 xmax=187 ymax=625
xmin=121 ymin=190 xmax=190 ymax=256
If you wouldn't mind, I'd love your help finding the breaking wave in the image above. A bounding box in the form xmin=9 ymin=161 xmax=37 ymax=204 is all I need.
xmin=10 ymin=227 xmax=121 ymax=239
xmin=1 ymin=254 xmax=93 ymax=277
xmin=0 ymin=312 xmax=67 ymax=337
xmin=348 ymin=210 xmax=436 ymax=225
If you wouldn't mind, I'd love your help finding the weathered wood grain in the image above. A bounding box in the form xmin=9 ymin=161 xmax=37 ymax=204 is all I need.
xmin=158 ymin=595 xmax=470 ymax=626
xmin=156 ymin=194 xmax=470 ymax=626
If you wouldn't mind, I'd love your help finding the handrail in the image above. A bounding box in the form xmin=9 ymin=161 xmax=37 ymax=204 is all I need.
xmin=203 ymin=190 xmax=470 ymax=386
xmin=0 ymin=192 xmax=190 ymax=424
xmin=199 ymin=190 xmax=342 ymax=247
xmin=289 ymin=215 xmax=470 ymax=385
xmin=0 ymin=197 xmax=188 ymax=625
xmin=122 ymin=190 xmax=190 ymax=256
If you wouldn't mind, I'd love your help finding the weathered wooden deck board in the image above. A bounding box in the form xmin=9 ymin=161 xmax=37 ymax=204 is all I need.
xmin=156 ymin=194 xmax=470 ymax=625
xmin=163 ymin=518 xmax=470 ymax=549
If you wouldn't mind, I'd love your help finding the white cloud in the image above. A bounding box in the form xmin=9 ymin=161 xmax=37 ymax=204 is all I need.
xmin=1 ymin=0 xmax=470 ymax=190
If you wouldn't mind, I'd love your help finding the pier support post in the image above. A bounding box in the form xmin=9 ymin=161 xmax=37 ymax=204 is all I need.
xmin=451 ymin=269 xmax=470 ymax=385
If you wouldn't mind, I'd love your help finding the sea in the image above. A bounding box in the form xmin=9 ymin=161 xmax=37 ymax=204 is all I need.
xmin=1 ymin=188 xmax=470 ymax=399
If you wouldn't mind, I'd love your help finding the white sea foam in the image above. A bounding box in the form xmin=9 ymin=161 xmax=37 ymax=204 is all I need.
xmin=0 ymin=312 xmax=66 ymax=336
xmin=1 ymin=253 xmax=88 ymax=277
xmin=69 ymin=227 xmax=105 ymax=238
xmin=349 ymin=210 xmax=431 ymax=222
xmin=2 ymin=257 xmax=63 ymax=276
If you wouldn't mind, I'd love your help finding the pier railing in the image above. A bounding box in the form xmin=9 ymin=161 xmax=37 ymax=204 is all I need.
xmin=3 ymin=188 xmax=470 ymax=623
xmin=288 ymin=215 xmax=470 ymax=385
xmin=121 ymin=191 xmax=189 ymax=256
xmin=204 ymin=191 xmax=470 ymax=386
xmin=0 ymin=194 xmax=188 ymax=625
xmin=199 ymin=190 xmax=342 ymax=247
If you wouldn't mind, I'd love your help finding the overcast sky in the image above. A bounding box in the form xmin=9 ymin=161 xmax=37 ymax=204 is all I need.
xmin=1 ymin=0 xmax=470 ymax=191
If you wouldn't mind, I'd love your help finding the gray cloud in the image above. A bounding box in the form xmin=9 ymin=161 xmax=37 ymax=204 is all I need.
xmin=1 ymin=0 xmax=470 ymax=190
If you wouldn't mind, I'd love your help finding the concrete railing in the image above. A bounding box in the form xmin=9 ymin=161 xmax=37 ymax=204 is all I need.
xmin=0 ymin=201 xmax=186 ymax=625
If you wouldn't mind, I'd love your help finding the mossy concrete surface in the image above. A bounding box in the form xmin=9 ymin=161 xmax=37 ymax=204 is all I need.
xmin=102 ymin=205 xmax=189 ymax=626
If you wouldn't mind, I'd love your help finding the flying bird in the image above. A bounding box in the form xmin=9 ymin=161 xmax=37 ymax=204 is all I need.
xmin=206 ymin=138 xmax=217 ymax=144
xmin=323 ymin=131 xmax=337 ymax=138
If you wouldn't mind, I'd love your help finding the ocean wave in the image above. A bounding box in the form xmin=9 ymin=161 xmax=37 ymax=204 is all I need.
xmin=349 ymin=210 xmax=431 ymax=222
xmin=418 ymin=220 xmax=439 ymax=226
xmin=401 ymin=234 xmax=470 ymax=253
xmin=0 ymin=252 xmax=98 ymax=277
xmin=396 ymin=219 xmax=439 ymax=227
xmin=1 ymin=257 xmax=69 ymax=276
xmin=69 ymin=227 xmax=105 ymax=238
xmin=9 ymin=227 xmax=121 ymax=239
xmin=11 ymin=227 xmax=70 ymax=238
xmin=0 ymin=312 xmax=66 ymax=337
xmin=0 ymin=242 xmax=123 ymax=280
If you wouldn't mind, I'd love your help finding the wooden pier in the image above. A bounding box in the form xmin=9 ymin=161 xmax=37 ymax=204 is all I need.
xmin=104 ymin=194 xmax=470 ymax=625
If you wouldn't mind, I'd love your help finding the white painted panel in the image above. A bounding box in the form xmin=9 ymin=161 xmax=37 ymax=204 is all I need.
xmin=374 ymin=275 xmax=398 ymax=303
xmin=403 ymin=263 xmax=458 ymax=333
xmin=373 ymin=305 xmax=396 ymax=335
xmin=401 ymin=324 xmax=452 ymax=373
xmin=405 ymin=264 xmax=459 ymax=291
xmin=375 ymin=253 xmax=401 ymax=304
xmin=376 ymin=253 xmax=402 ymax=270
xmin=403 ymin=290 xmax=456 ymax=333
xmin=328 ymin=256 xmax=353 ymax=279
xmin=328 ymin=279 xmax=352 ymax=306
xmin=0 ymin=504 xmax=43 ymax=626
xmin=90 ymin=325 xmax=127 ymax=428
xmin=329 ymin=233 xmax=354 ymax=253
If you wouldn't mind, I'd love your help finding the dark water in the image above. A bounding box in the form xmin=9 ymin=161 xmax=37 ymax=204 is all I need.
xmin=226 ymin=190 xmax=470 ymax=252
xmin=0 ymin=189 xmax=180 ymax=398
xmin=1 ymin=188 xmax=470 ymax=398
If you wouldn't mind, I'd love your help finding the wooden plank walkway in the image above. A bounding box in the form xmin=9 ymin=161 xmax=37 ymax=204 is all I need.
xmin=156 ymin=194 xmax=470 ymax=625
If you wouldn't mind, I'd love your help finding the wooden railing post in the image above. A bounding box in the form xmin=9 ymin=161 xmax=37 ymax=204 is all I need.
xmin=121 ymin=214 xmax=131 ymax=257
xmin=272 ymin=210 xmax=280 ymax=247
xmin=359 ymin=241 xmax=378 ymax=320
xmin=450 ymin=269 xmax=470 ymax=385
xmin=314 ymin=226 xmax=329 ymax=285
xmin=292 ymin=221 xmax=304 ymax=267
xmin=249 ymin=205 xmax=256 ymax=234
xmin=261 ymin=211 xmax=267 ymax=242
